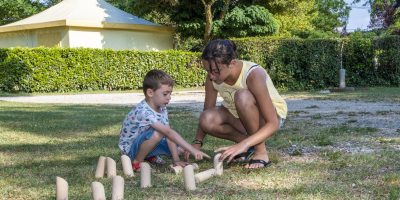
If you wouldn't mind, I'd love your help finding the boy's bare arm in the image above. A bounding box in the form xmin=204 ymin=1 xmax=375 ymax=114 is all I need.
xmin=166 ymin=137 xmax=180 ymax=162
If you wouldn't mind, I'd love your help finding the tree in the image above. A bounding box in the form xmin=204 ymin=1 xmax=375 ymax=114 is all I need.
xmin=371 ymin=0 xmax=400 ymax=28
xmin=312 ymin=0 xmax=350 ymax=32
xmin=354 ymin=0 xmax=400 ymax=28
xmin=213 ymin=5 xmax=279 ymax=38
xmin=263 ymin=0 xmax=318 ymax=36
xmin=0 ymin=0 xmax=46 ymax=26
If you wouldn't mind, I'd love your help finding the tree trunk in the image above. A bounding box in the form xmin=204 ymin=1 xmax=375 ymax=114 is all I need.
xmin=218 ymin=0 xmax=231 ymax=20
xmin=201 ymin=0 xmax=216 ymax=42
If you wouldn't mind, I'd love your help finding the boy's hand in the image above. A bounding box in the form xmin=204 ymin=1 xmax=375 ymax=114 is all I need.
xmin=191 ymin=149 xmax=210 ymax=160
xmin=184 ymin=143 xmax=202 ymax=161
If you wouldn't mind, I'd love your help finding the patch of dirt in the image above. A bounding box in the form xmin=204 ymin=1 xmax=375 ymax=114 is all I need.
xmin=285 ymin=99 xmax=400 ymax=155
xmin=287 ymin=99 xmax=400 ymax=133
xmin=178 ymin=98 xmax=400 ymax=155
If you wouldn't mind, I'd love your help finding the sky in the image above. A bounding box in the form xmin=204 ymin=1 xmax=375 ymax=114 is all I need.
xmin=346 ymin=0 xmax=371 ymax=31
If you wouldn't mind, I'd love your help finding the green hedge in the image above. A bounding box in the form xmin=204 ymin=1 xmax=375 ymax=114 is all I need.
xmin=1 ymin=36 xmax=399 ymax=93
xmin=374 ymin=36 xmax=400 ymax=86
xmin=0 ymin=48 xmax=204 ymax=92
xmin=234 ymin=37 xmax=341 ymax=90
xmin=232 ymin=35 xmax=400 ymax=90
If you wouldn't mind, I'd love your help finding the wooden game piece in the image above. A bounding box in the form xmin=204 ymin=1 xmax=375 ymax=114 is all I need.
xmin=91 ymin=181 xmax=106 ymax=200
xmin=170 ymin=164 xmax=183 ymax=174
xmin=121 ymin=155 xmax=134 ymax=177
xmin=213 ymin=153 xmax=223 ymax=176
xmin=56 ymin=176 xmax=68 ymax=200
xmin=194 ymin=169 xmax=216 ymax=183
xmin=106 ymin=157 xmax=117 ymax=178
xmin=170 ymin=163 xmax=199 ymax=175
xmin=95 ymin=156 xmax=106 ymax=178
xmin=140 ymin=162 xmax=151 ymax=188
xmin=112 ymin=176 xmax=124 ymax=200
xmin=183 ymin=165 xmax=196 ymax=190
xmin=191 ymin=163 xmax=199 ymax=170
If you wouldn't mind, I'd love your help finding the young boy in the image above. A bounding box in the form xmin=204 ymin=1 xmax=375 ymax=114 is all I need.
xmin=119 ymin=69 xmax=209 ymax=171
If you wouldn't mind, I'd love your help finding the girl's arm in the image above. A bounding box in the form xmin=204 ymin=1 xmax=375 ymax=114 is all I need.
xmin=243 ymin=67 xmax=279 ymax=143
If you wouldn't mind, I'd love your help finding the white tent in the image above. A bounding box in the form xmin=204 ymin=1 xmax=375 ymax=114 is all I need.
xmin=0 ymin=0 xmax=174 ymax=50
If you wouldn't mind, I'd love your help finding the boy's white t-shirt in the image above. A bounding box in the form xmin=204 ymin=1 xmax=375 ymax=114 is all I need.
xmin=118 ymin=100 xmax=169 ymax=155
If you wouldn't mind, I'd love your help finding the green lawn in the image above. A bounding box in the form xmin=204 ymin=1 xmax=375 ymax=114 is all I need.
xmin=0 ymin=87 xmax=399 ymax=199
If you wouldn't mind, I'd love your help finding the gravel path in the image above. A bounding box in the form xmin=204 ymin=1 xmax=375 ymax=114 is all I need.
xmin=1 ymin=91 xmax=399 ymax=134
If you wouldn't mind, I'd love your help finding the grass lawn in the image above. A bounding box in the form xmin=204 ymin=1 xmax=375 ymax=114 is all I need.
xmin=0 ymin=87 xmax=399 ymax=199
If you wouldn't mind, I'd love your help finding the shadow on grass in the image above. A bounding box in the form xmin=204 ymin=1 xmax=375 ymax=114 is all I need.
xmin=0 ymin=104 xmax=128 ymax=136
xmin=0 ymin=134 xmax=117 ymax=153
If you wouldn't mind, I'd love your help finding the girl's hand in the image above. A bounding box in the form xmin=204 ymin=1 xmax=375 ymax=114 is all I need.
xmin=215 ymin=143 xmax=249 ymax=163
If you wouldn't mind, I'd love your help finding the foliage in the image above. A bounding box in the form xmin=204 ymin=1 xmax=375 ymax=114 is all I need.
xmin=341 ymin=32 xmax=376 ymax=86
xmin=213 ymin=5 xmax=279 ymax=38
xmin=312 ymin=0 xmax=350 ymax=32
xmin=232 ymin=35 xmax=400 ymax=90
xmin=265 ymin=0 xmax=318 ymax=36
xmin=387 ymin=19 xmax=400 ymax=34
xmin=0 ymin=0 xmax=45 ymax=25
xmin=233 ymin=37 xmax=341 ymax=90
xmin=173 ymin=36 xmax=205 ymax=52
xmin=1 ymin=35 xmax=400 ymax=92
xmin=107 ymin=0 xmax=348 ymax=42
xmin=0 ymin=48 xmax=205 ymax=92
xmin=374 ymin=35 xmax=400 ymax=85
xmin=353 ymin=0 xmax=400 ymax=29
xmin=292 ymin=29 xmax=341 ymax=39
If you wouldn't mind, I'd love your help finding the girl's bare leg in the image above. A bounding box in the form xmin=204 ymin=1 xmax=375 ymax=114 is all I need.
xmin=235 ymin=89 xmax=271 ymax=168
xmin=199 ymin=106 xmax=246 ymax=143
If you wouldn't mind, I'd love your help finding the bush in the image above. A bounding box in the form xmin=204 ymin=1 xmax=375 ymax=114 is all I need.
xmin=232 ymin=35 xmax=400 ymax=90
xmin=1 ymin=35 xmax=399 ymax=92
xmin=0 ymin=48 xmax=205 ymax=92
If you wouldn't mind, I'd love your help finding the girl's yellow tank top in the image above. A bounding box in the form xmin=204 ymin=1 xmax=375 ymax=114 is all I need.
xmin=212 ymin=60 xmax=287 ymax=119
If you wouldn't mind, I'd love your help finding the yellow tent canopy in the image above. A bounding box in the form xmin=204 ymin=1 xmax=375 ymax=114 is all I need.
xmin=0 ymin=0 xmax=174 ymax=50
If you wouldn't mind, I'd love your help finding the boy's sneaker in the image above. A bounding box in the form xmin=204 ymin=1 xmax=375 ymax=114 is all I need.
xmin=132 ymin=161 xmax=141 ymax=172
xmin=145 ymin=155 xmax=166 ymax=165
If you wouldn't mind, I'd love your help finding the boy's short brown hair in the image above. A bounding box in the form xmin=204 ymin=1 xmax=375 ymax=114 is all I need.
xmin=142 ymin=69 xmax=174 ymax=94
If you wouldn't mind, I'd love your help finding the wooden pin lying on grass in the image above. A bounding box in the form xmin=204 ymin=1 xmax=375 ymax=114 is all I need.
xmin=91 ymin=181 xmax=106 ymax=200
xmin=194 ymin=168 xmax=216 ymax=183
xmin=121 ymin=155 xmax=134 ymax=177
xmin=106 ymin=157 xmax=117 ymax=178
xmin=112 ymin=176 xmax=124 ymax=200
xmin=170 ymin=163 xmax=199 ymax=174
xmin=183 ymin=153 xmax=224 ymax=190
xmin=194 ymin=153 xmax=223 ymax=183
xmin=140 ymin=162 xmax=151 ymax=188
xmin=56 ymin=176 xmax=68 ymax=200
